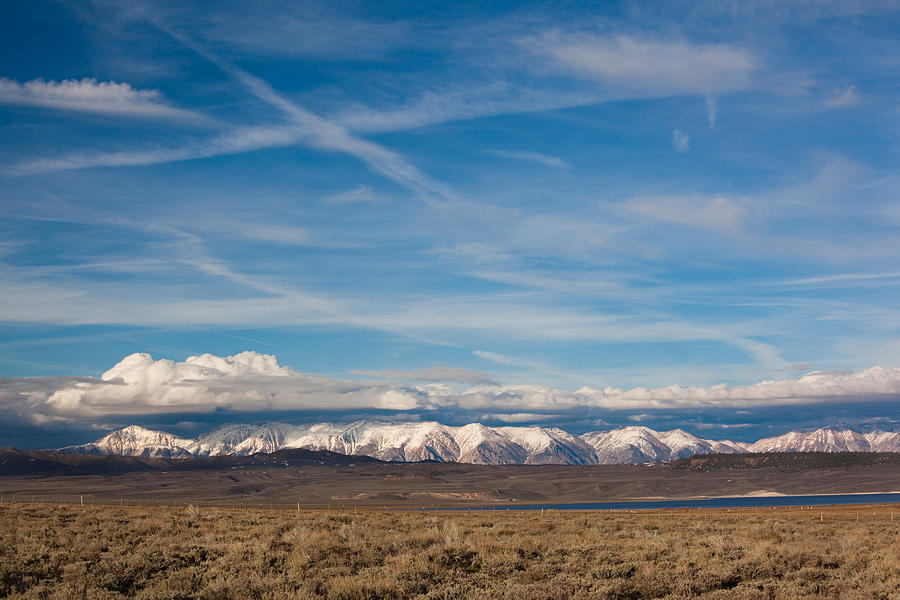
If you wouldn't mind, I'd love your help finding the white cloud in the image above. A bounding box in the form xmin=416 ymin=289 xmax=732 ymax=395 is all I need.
xmin=482 ymin=412 xmax=562 ymax=423
xmin=7 ymin=41 xmax=456 ymax=206
xmin=321 ymin=185 xmax=381 ymax=204
xmin=6 ymin=352 xmax=900 ymax=425
xmin=167 ymin=31 xmax=458 ymax=204
xmin=6 ymin=124 xmax=300 ymax=175
xmin=781 ymin=272 xmax=900 ymax=286
xmin=474 ymin=350 xmax=543 ymax=369
xmin=577 ymin=366 xmax=900 ymax=409
xmin=354 ymin=367 xmax=497 ymax=385
xmin=333 ymin=84 xmax=597 ymax=134
xmin=201 ymin=6 xmax=411 ymax=60
xmin=0 ymin=77 xmax=211 ymax=123
xmin=11 ymin=36 xmax=458 ymax=205
xmin=17 ymin=352 xmax=430 ymax=421
xmin=239 ymin=224 xmax=312 ymax=246
xmin=672 ymin=129 xmax=690 ymax=152
xmin=428 ymin=242 xmax=513 ymax=264
xmin=526 ymin=33 xmax=758 ymax=96
xmin=705 ymin=95 xmax=718 ymax=128
xmin=0 ymin=266 xmax=787 ymax=370
xmin=692 ymin=422 xmax=753 ymax=430
xmin=486 ymin=149 xmax=569 ymax=169
xmin=824 ymin=85 xmax=860 ymax=108
xmin=624 ymin=195 xmax=745 ymax=231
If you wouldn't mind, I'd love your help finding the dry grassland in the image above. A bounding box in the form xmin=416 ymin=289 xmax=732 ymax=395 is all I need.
xmin=2 ymin=502 xmax=900 ymax=599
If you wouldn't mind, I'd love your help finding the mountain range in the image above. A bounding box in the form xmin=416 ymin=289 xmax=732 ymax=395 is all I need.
xmin=55 ymin=421 xmax=900 ymax=465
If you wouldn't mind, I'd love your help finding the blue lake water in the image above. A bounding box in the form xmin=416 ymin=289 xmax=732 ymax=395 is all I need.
xmin=441 ymin=492 xmax=900 ymax=511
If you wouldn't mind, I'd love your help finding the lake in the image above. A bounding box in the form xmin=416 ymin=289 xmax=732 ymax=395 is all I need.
xmin=441 ymin=492 xmax=900 ymax=511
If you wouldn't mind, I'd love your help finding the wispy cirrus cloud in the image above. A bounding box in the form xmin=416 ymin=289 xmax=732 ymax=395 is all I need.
xmin=199 ymin=3 xmax=413 ymax=60
xmin=672 ymin=129 xmax=690 ymax=152
xmin=0 ymin=77 xmax=213 ymax=124
xmin=0 ymin=257 xmax=787 ymax=370
xmin=8 ymin=31 xmax=459 ymax=205
xmin=163 ymin=28 xmax=459 ymax=204
xmin=624 ymin=195 xmax=745 ymax=231
xmin=5 ymin=124 xmax=300 ymax=175
xmin=486 ymin=149 xmax=569 ymax=169
xmin=237 ymin=224 xmax=311 ymax=246
xmin=354 ymin=366 xmax=498 ymax=385
xmin=473 ymin=350 xmax=545 ymax=370
xmin=333 ymin=84 xmax=597 ymax=134
xmin=824 ymin=85 xmax=860 ymax=108
xmin=780 ymin=272 xmax=900 ymax=286
xmin=320 ymin=185 xmax=382 ymax=205
xmin=524 ymin=33 xmax=759 ymax=97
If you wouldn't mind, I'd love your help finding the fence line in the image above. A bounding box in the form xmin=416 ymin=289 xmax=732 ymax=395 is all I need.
xmin=1 ymin=494 xmax=900 ymax=521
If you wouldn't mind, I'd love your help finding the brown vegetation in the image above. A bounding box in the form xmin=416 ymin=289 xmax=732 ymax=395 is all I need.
xmin=2 ymin=502 xmax=900 ymax=599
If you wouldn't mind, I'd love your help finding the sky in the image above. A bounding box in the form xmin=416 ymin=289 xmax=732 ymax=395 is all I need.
xmin=2 ymin=0 xmax=900 ymax=448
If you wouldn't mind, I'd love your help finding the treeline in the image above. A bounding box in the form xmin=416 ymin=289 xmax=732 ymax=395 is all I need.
xmin=670 ymin=452 xmax=900 ymax=472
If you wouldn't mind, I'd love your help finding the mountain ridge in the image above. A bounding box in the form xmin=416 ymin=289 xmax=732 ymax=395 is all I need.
xmin=55 ymin=421 xmax=900 ymax=465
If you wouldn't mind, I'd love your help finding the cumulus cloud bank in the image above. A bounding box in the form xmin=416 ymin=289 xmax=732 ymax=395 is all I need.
xmin=34 ymin=352 xmax=427 ymax=421
xmin=0 ymin=77 xmax=210 ymax=122
xmin=3 ymin=352 xmax=900 ymax=426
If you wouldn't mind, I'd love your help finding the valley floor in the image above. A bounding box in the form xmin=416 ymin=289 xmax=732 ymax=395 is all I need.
xmin=2 ymin=502 xmax=899 ymax=599
xmin=4 ymin=460 xmax=900 ymax=508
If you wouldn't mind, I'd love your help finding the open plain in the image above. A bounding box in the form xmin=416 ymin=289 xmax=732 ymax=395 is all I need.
xmin=3 ymin=501 xmax=900 ymax=599
xmin=5 ymin=452 xmax=900 ymax=598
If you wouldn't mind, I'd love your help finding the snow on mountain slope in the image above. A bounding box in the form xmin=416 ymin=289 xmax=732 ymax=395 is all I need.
xmin=189 ymin=424 xmax=262 ymax=456
xmin=498 ymin=426 xmax=597 ymax=464
xmin=59 ymin=425 xmax=195 ymax=458
xmin=578 ymin=426 xmax=750 ymax=463
xmin=866 ymin=430 xmax=900 ymax=452
xmin=293 ymin=421 xmax=462 ymax=462
xmin=58 ymin=421 xmax=900 ymax=464
xmin=454 ymin=423 xmax=528 ymax=464
xmin=224 ymin=423 xmax=297 ymax=456
xmin=656 ymin=429 xmax=748 ymax=460
xmin=580 ymin=426 xmax=676 ymax=463
xmin=747 ymin=425 xmax=900 ymax=453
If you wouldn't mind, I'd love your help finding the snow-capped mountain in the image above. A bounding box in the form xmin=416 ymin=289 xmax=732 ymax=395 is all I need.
xmin=580 ymin=426 xmax=748 ymax=464
xmin=188 ymin=421 xmax=598 ymax=464
xmin=57 ymin=421 xmax=738 ymax=464
xmin=58 ymin=421 xmax=900 ymax=465
xmin=59 ymin=425 xmax=196 ymax=458
xmin=748 ymin=424 xmax=900 ymax=453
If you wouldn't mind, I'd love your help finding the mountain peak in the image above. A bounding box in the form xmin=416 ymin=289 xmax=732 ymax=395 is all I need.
xmin=56 ymin=421 xmax=900 ymax=465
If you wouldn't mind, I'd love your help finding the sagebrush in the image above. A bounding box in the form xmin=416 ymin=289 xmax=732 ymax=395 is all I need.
xmin=2 ymin=503 xmax=899 ymax=599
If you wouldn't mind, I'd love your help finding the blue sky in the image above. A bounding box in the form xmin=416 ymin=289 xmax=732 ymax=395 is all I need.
xmin=2 ymin=1 xmax=900 ymax=447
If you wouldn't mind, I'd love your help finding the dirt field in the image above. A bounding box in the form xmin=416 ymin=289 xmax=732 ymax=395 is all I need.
xmin=4 ymin=457 xmax=900 ymax=509
xmin=2 ymin=501 xmax=899 ymax=599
